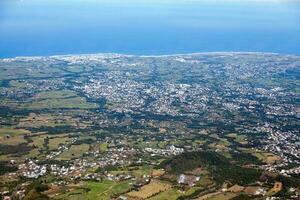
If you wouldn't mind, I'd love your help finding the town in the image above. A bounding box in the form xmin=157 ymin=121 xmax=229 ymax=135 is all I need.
xmin=0 ymin=52 xmax=299 ymax=199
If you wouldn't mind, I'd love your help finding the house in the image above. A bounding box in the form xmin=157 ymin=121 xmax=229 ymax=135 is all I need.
xmin=177 ymin=174 xmax=200 ymax=187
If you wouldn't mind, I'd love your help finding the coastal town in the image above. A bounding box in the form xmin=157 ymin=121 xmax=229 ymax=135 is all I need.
xmin=0 ymin=53 xmax=299 ymax=199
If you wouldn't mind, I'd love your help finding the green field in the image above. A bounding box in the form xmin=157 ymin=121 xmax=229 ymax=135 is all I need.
xmin=22 ymin=97 xmax=98 ymax=110
xmin=57 ymin=144 xmax=90 ymax=160
xmin=148 ymin=188 xmax=181 ymax=200
xmin=35 ymin=90 xmax=77 ymax=99
xmin=54 ymin=180 xmax=131 ymax=200
xmin=99 ymin=142 xmax=108 ymax=152
xmin=0 ymin=127 xmax=30 ymax=137
xmin=227 ymin=133 xmax=248 ymax=145
xmin=48 ymin=136 xmax=70 ymax=150
xmin=5 ymin=90 xmax=99 ymax=110
xmin=31 ymin=134 xmax=47 ymax=148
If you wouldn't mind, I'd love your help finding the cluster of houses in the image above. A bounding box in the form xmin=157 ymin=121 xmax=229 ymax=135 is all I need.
xmin=18 ymin=160 xmax=47 ymax=179
xmin=144 ymin=145 xmax=184 ymax=156
xmin=256 ymin=123 xmax=300 ymax=175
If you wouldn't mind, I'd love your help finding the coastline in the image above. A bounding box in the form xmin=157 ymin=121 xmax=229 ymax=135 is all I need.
xmin=1 ymin=51 xmax=297 ymax=61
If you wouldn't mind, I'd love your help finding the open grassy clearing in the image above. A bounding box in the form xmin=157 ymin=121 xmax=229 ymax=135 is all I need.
xmin=54 ymin=180 xmax=131 ymax=200
xmin=57 ymin=144 xmax=90 ymax=160
xmin=208 ymin=142 xmax=229 ymax=151
xmin=0 ymin=127 xmax=30 ymax=137
xmin=0 ymin=99 xmax=19 ymax=109
xmin=0 ymin=154 xmax=18 ymax=161
xmin=133 ymin=139 xmax=177 ymax=150
xmin=184 ymin=186 xmax=204 ymax=196
xmin=0 ymin=63 xmax=66 ymax=80
xmin=227 ymin=133 xmax=248 ymax=144
xmin=109 ymin=165 xmax=153 ymax=180
xmin=5 ymin=90 xmax=98 ymax=110
xmin=192 ymin=140 xmax=206 ymax=147
xmin=131 ymin=166 xmax=152 ymax=178
xmin=148 ymin=188 xmax=182 ymax=200
xmin=196 ymin=175 xmax=215 ymax=187
xmin=48 ymin=136 xmax=70 ymax=150
xmin=21 ymin=96 xmax=98 ymax=110
xmin=9 ymin=80 xmax=29 ymax=89
xmin=0 ymin=135 xmax=27 ymax=145
xmin=35 ymin=90 xmax=77 ymax=99
xmin=0 ymin=128 xmax=31 ymax=147
xmin=127 ymin=179 xmax=171 ymax=199
xmin=31 ymin=134 xmax=47 ymax=148
xmin=99 ymin=142 xmax=108 ymax=152
xmin=206 ymin=192 xmax=238 ymax=200
xmin=65 ymin=65 xmax=85 ymax=73
xmin=0 ymin=147 xmax=41 ymax=161
xmin=24 ymin=148 xmax=41 ymax=159
xmin=253 ymin=152 xmax=281 ymax=164
xmin=238 ymin=148 xmax=281 ymax=165
xmin=19 ymin=113 xmax=77 ymax=128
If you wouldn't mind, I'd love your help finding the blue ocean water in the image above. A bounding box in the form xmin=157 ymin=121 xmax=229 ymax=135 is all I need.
xmin=0 ymin=0 xmax=300 ymax=58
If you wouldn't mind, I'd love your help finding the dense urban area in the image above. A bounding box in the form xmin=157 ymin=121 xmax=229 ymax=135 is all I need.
xmin=0 ymin=52 xmax=299 ymax=200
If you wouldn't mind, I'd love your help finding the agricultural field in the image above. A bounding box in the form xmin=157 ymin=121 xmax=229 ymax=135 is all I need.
xmin=54 ymin=180 xmax=131 ymax=200
xmin=99 ymin=142 xmax=108 ymax=152
xmin=57 ymin=144 xmax=90 ymax=160
xmin=199 ymin=192 xmax=238 ymax=200
xmin=22 ymin=96 xmax=97 ymax=110
xmin=127 ymin=180 xmax=172 ymax=199
xmin=0 ymin=127 xmax=30 ymax=138
xmin=253 ymin=152 xmax=281 ymax=165
xmin=226 ymin=133 xmax=248 ymax=145
xmin=147 ymin=188 xmax=182 ymax=200
xmin=31 ymin=134 xmax=48 ymax=148
xmin=239 ymin=148 xmax=282 ymax=165
xmin=0 ymin=134 xmax=27 ymax=145
xmin=48 ymin=135 xmax=71 ymax=150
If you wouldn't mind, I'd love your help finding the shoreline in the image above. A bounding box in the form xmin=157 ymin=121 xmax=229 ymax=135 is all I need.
xmin=1 ymin=51 xmax=298 ymax=61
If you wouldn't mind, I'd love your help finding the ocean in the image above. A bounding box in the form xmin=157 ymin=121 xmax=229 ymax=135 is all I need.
xmin=0 ymin=0 xmax=300 ymax=58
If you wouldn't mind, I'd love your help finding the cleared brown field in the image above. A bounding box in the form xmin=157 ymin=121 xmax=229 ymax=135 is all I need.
xmin=152 ymin=169 xmax=165 ymax=178
xmin=267 ymin=181 xmax=282 ymax=196
xmin=127 ymin=180 xmax=171 ymax=199
xmin=196 ymin=191 xmax=222 ymax=200
xmin=244 ymin=186 xmax=262 ymax=195
xmin=227 ymin=184 xmax=244 ymax=193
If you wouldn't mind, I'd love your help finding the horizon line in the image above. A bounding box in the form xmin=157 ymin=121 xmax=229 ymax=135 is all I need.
xmin=1 ymin=51 xmax=299 ymax=61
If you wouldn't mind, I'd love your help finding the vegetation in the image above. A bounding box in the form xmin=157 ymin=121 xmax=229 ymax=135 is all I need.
xmin=57 ymin=144 xmax=90 ymax=160
xmin=24 ymin=181 xmax=49 ymax=200
xmin=54 ymin=180 xmax=131 ymax=200
xmin=160 ymin=151 xmax=261 ymax=185
xmin=0 ymin=161 xmax=18 ymax=175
